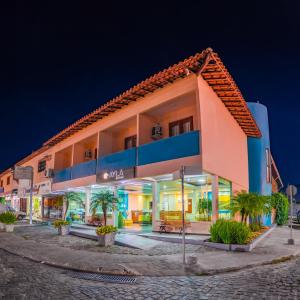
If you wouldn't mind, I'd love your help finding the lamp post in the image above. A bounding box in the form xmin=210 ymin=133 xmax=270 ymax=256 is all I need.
xmin=286 ymin=184 xmax=297 ymax=245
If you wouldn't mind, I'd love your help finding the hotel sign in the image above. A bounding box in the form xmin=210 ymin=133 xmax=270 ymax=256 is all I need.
xmin=13 ymin=166 xmax=33 ymax=180
xmin=97 ymin=167 xmax=135 ymax=183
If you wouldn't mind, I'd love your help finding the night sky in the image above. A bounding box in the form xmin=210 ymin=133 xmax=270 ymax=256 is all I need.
xmin=1 ymin=1 xmax=299 ymax=184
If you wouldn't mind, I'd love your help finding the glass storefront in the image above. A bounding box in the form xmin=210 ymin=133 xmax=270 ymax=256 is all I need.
xmin=218 ymin=177 xmax=232 ymax=219
xmin=43 ymin=196 xmax=63 ymax=219
xmin=66 ymin=193 xmax=85 ymax=224
xmin=118 ymin=184 xmax=152 ymax=228
xmin=156 ymin=174 xmax=213 ymax=223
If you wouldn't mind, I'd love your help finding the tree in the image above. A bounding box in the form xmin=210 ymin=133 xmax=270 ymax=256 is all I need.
xmin=271 ymin=193 xmax=289 ymax=225
xmin=231 ymin=191 xmax=271 ymax=224
xmin=63 ymin=192 xmax=83 ymax=220
xmin=90 ymin=191 xmax=119 ymax=226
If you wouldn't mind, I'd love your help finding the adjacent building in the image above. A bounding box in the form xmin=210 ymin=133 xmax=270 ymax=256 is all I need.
xmin=0 ymin=48 xmax=283 ymax=233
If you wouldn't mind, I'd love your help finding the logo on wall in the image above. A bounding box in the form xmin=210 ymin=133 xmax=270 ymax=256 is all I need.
xmin=97 ymin=167 xmax=135 ymax=183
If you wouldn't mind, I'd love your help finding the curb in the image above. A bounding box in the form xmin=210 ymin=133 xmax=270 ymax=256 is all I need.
xmin=0 ymin=246 xmax=138 ymax=277
xmin=197 ymin=253 xmax=300 ymax=276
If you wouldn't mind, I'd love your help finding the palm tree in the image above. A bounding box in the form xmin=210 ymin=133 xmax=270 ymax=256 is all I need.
xmin=90 ymin=191 xmax=119 ymax=226
xmin=63 ymin=192 xmax=83 ymax=220
xmin=231 ymin=191 xmax=271 ymax=224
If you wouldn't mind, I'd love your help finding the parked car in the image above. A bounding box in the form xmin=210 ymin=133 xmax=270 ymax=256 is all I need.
xmin=0 ymin=203 xmax=26 ymax=220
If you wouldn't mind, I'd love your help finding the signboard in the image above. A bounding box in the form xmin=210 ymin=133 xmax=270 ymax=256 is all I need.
xmin=286 ymin=185 xmax=297 ymax=197
xmin=19 ymin=179 xmax=31 ymax=189
xmin=18 ymin=187 xmax=26 ymax=198
xmin=13 ymin=166 xmax=33 ymax=180
xmin=97 ymin=167 xmax=135 ymax=183
xmin=38 ymin=181 xmax=52 ymax=195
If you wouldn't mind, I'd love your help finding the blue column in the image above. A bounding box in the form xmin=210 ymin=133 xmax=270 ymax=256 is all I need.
xmin=247 ymin=102 xmax=272 ymax=225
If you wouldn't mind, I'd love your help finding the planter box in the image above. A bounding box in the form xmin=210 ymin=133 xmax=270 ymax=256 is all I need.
xmin=204 ymin=224 xmax=277 ymax=252
xmin=4 ymin=224 xmax=14 ymax=232
xmin=97 ymin=232 xmax=116 ymax=246
xmin=0 ymin=222 xmax=5 ymax=231
xmin=58 ymin=225 xmax=70 ymax=236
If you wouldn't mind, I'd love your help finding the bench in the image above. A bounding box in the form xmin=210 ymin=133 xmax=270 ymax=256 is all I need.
xmin=159 ymin=220 xmax=191 ymax=234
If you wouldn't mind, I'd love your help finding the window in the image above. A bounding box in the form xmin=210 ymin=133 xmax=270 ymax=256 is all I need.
xmin=169 ymin=116 xmax=193 ymax=137
xmin=94 ymin=148 xmax=98 ymax=159
xmin=0 ymin=180 xmax=3 ymax=187
xmin=38 ymin=160 xmax=47 ymax=173
xmin=266 ymin=148 xmax=271 ymax=183
xmin=7 ymin=176 xmax=10 ymax=185
xmin=124 ymin=135 xmax=137 ymax=150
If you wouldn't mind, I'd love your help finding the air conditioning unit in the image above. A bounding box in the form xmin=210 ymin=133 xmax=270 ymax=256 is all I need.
xmin=84 ymin=149 xmax=93 ymax=159
xmin=44 ymin=169 xmax=54 ymax=178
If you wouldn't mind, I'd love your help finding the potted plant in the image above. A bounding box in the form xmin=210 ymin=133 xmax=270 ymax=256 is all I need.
xmin=0 ymin=212 xmax=17 ymax=232
xmin=0 ymin=213 xmax=5 ymax=231
xmin=96 ymin=225 xmax=117 ymax=246
xmin=53 ymin=219 xmax=71 ymax=235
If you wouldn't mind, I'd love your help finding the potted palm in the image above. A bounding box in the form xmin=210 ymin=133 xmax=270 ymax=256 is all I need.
xmin=53 ymin=219 xmax=71 ymax=235
xmin=90 ymin=191 xmax=119 ymax=246
xmin=96 ymin=225 xmax=117 ymax=246
xmin=0 ymin=212 xmax=17 ymax=232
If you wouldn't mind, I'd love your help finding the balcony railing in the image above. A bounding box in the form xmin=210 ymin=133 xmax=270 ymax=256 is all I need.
xmin=72 ymin=160 xmax=97 ymax=180
xmin=53 ymin=160 xmax=96 ymax=183
xmin=138 ymin=130 xmax=200 ymax=166
xmin=53 ymin=167 xmax=72 ymax=183
xmin=97 ymin=147 xmax=137 ymax=171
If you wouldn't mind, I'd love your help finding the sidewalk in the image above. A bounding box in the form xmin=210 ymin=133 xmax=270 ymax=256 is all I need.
xmin=0 ymin=226 xmax=299 ymax=276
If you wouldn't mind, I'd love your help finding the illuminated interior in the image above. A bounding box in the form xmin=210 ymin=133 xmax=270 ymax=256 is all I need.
xmin=156 ymin=174 xmax=213 ymax=222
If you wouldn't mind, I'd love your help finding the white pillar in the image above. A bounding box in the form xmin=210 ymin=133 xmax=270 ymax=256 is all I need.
xmin=212 ymin=175 xmax=219 ymax=223
xmin=112 ymin=186 xmax=118 ymax=227
xmin=152 ymin=181 xmax=159 ymax=231
xmin=85 ymin=187 xmax=92 ymax=224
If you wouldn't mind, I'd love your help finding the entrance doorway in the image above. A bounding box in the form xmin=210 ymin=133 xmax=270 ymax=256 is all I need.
xmin=117 ymin=182 xmax=153 ymax=232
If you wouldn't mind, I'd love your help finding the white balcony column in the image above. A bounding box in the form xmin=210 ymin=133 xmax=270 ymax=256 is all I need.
xmin=112 ymin=186 xmax=119 ymax=227
xmin=152 ymin=181 xmax=159 ymax=231
xmin=85 ymin=187 xmax=92 ymax=224
xmin=211 ymin=175 xmax=219 ymax=223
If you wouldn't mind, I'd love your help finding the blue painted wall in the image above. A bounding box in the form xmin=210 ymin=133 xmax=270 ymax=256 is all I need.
xmin=138 ymin=130 xmax=200 ymax=166
xmin=72 ymin=160 xmax=96 ymax=180
xmin=247 ymin=102 xmax=272 ymax=225
xmin=97 ymin=147 xmax=137 ymax=171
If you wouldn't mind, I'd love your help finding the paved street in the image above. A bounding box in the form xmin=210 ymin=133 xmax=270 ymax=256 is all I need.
xmin=1 ymin=249 xmax=300 ymax=300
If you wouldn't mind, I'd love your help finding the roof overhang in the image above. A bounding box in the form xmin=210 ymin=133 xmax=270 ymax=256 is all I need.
xmin=43 ymin=48 xmax=261 ymax=147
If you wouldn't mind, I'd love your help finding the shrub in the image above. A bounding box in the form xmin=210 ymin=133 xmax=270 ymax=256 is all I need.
xmin=233 ymin=222 xmax=251 ymax=244
xmin=96 ymin=225 xmax=117 ymax=235
xmin=210 ymin=219 xmax=224 ymax=243
xmin=118 ymin=212 xmax=124 ymax=228
xmin=0 ymin=212 xmax=17 ymax=224
xmin=53 ymin=219 xmax=70 ymax=228
xmin=210 ymin=220 xmax=250 ymax=245
xmin=249 ymin=222 xmax=262 ymax=232
xmin=271 ymin=193 xmax=289 ymax=225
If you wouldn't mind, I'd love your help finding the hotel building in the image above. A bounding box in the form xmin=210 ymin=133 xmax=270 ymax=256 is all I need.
xmin=0 ymin=48 xmax=282 ymax=233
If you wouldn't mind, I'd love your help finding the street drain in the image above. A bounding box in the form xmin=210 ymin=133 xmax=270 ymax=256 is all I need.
xmin=67 ymin=271 xmax=137 ymax=284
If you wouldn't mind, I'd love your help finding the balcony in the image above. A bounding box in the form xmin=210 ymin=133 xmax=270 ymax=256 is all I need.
xmin=53 ymin=167 xmax=72 ymax=183
xmin=138 ymin=130 xmax=200 ymax=166
xmin=72 ymin=160 xmax=97 ymax=180
xmin=53 ymin=160 xmax=96 ymax=183
xmin=97 ymin=147 xmax=137 ymax=171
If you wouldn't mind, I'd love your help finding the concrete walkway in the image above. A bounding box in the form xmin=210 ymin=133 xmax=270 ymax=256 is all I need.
xmin=70 ymin=226 xmax=164 ymax=250
xmin=1 ymin=226 xmax=300 ymax=276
